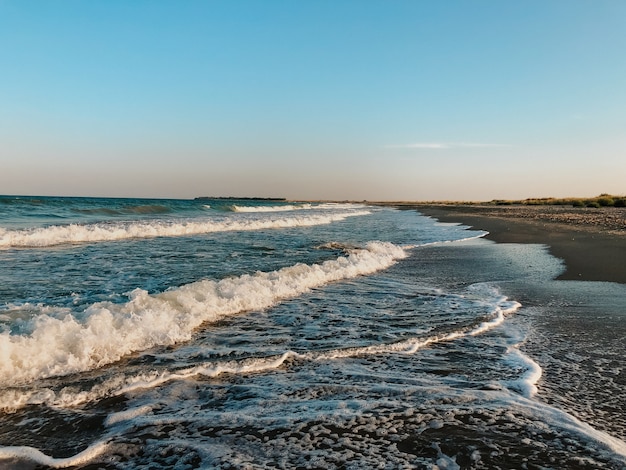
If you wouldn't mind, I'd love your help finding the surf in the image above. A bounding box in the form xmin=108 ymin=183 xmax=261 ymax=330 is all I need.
xmin=0 ymin=241 xmax=406 ymax=387
xmin=0 ymin=210 xmax=370 ymax=248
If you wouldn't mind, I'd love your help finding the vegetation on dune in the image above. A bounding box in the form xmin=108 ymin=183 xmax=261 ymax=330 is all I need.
xmin=372 ymin=194 xmax=626 ymax=208
xmin=489 ymin=194 xmax=626 ymax=208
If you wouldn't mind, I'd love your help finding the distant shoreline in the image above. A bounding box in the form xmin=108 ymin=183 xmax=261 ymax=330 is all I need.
xmin=377 ymin=203 xmax=626 ymax=284
xmin=194 ymin=196 xmax=286 ymax=201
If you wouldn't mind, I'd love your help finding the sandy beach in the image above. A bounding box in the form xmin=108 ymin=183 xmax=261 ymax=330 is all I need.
xmin=384 ymin=204 xmax=626 ymax=284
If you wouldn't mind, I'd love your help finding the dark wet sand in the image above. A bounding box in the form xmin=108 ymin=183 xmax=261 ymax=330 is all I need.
xmin=392 ymin=204 xmax=626 ymax=284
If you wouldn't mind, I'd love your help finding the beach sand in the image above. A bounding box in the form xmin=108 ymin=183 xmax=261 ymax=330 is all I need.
xmin=383 ymin=204 xmax=626 ymax=284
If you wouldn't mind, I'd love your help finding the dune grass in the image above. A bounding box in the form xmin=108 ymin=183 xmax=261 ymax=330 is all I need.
xmin=489 ymin=194 xmax=626 ymax=208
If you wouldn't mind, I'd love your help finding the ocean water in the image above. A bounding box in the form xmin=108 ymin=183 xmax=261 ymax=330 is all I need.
xmin=0 ymin=196 xmax=624 ymax=469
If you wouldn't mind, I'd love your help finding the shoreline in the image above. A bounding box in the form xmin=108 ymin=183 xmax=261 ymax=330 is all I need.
xmin=387 ymin=204 xmax=626 ymax=284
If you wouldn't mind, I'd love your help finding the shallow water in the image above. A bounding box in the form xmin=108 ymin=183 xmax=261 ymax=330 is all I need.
xmin=0 ymin=197 xmax=624 ymax=468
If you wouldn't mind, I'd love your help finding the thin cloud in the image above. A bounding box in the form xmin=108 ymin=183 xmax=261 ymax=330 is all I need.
xmin=385 ymin=142 xmax=510 ymax=150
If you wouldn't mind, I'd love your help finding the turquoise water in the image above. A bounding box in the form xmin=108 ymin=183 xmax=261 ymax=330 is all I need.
xmin=0 ymin=197 xmax=624 ymax=469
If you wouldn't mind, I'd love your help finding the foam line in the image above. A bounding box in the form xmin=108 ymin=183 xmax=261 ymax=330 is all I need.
xmin=407 ymin=231 xmax=488 ymax=250
xmin=0 ymin=210 xmax=370 ymax=248
xmin=0 ymin=241 xmax=406 ymax=386
xmin=504 ymin=348 xmax=543 ymax=398
xmin=511 ymin=395 xmax=626 ymax=462
xmin=0 ymin=441 xmax=109 ymax=469
xmin=314 ymin=298 xmax=520 ymax=359
xmin=115 ymin=352 xmax=302 ymax=397
xmin=0 ymin=294 xmax=522 ymax=411
xmin=231 ymin=203 xmax=313 ymax=212
xmin=104 ymin=405 xmax=153 ymax=427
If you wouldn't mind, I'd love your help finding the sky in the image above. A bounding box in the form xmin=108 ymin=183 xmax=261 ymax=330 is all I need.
xmin=1 ymin=1 xmax=625 ymax=201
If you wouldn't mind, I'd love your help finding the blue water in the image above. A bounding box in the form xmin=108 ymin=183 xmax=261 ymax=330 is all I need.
xmin=0 ymin=196 xmax=624 ymax=469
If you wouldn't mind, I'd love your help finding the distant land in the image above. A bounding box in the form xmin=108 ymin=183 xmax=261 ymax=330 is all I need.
xmin=194 ymin=196 xmax=286 ymax=201
xmin=191 ymin=193 xmax=626 ymax=209
xmin=366 ymin=193 xmax=626 ymax=209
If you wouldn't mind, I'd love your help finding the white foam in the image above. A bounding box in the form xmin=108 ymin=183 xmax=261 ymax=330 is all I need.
xmin=504 ymin=347 xmax=543 ymax=398
xmin=0 ymin=287 xmax=523 ymax=411
xmin=115 ymin=352 xmax=302 ymax=397
xmin=104 ymin=405 xmax=153 ymax=427
xmin=314 ymin=297 xmax=521 ymax=359
xmin=409 ymin=231 xmax=489 ymax=249
xmin=0 ymin=210 xmax=370 ymax=248
xmin=467 ymin=299 xmax=520 ymax=337
xmin=0 ymin=440 xmax=108 ymax=468
xmin=0 ymin=241 xmax=406 ymax=387
xmin=0 ymin=352 xmax=305 ymax=411
xmin=511 ymin=394 xmax=626 ymax=462
xmin=231 ymin=203 xmax=313 ymax=212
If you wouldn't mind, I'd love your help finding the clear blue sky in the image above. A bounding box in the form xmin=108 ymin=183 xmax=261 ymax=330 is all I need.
xmin=1 ymin=0 xmax=625 ymax=200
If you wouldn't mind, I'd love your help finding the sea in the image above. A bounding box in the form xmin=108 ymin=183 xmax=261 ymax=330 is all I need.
xmin=0 ymin=195 xmax=624 ymax=469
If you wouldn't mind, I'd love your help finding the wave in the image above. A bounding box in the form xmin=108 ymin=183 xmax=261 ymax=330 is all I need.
xmin=230 ymin=203 xmax=366 ymax=213
xmin=0 ymin=241 xmax=406 ymax=386
xmin=312 ymin=297 xmax=520 ymax=359
xmin=511 ymin=396 xmax=626 ymax=461
xmin=5 ymin=346 xmax=626 ymax=468
xmin=231 ymin=203 xmax=313 ymax=212
xmin=0 ymin=285 xmax=520 ymax=411
xmin=409 ymin=232 xmax=489 ymax=249
xmin=0 ymin=441 xmax=110 ymax=469
xmin=504 ymin=348 xmax=543 ymax=398
xmin=73 ymin=205 xmax=171 ymax=216
xmin=0 ymin=210 xmax=370 ymax=248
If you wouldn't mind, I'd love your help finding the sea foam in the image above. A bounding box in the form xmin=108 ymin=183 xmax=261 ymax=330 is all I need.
xmin=0 ymin=210 xmax=369 ymax=248
xmin=0 ymin=441 xmax=109 ymax=469
xmin=231 ymin=203 xmax=313 ymax=212
xmin=0 ymin=241 xmax=406 ymax=386
xmin=0 ymin=295 xmax=522 ymax=411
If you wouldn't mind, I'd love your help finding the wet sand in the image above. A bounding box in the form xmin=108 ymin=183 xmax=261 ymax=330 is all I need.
xmin=389 ymin=204 xmax=626 ymax=284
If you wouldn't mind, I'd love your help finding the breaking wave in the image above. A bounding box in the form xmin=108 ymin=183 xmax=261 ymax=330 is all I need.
xmin=231 ymin=203 xmax=313 ymax=212
xmin=0 ymin=211 xmax=370 ymax=248
xmin=0 ymin=241 xmax=406 ymax=386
